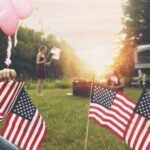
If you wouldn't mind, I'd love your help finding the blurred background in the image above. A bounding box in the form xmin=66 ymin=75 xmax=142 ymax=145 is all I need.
xmin=0 ymin=0 xmax=150 ymax=88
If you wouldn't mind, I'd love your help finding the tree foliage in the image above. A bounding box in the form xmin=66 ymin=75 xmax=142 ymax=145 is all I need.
xmin=0 ymin=27 xmax=92 ymax=80
xmin=114 ymin=0 xmax=150 ymax=76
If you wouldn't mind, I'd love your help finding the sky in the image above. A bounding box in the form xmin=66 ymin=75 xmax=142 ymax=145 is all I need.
xmin=24 ymin=0 xmax=124 ymax=75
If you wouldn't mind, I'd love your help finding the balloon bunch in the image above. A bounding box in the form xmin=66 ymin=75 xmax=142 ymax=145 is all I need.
xmin=0 ymin=0 xmax=33 ymax=67
xmin=0 ymin=0 xmax=33 ymax=36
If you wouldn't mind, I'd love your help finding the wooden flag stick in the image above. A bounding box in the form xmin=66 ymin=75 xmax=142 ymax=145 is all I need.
xmin=84 ymin=114 xmax=90 ymax=150
xmin=84 ymin=74 xmax=95 ymax=150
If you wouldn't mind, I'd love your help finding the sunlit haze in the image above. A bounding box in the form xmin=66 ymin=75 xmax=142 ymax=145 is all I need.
xmin=24 ymin=0 xmax=124 ymax=75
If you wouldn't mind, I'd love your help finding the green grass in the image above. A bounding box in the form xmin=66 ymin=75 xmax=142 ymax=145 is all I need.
xmin=23 ymin=87 xmax=142 ymax=150
xmin=25 ymin=80 xmax=72 ymax=90
xmin=0 ymin=87 xmax=142 ymax=150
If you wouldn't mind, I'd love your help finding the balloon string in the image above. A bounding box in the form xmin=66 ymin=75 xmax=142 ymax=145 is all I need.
xmin=4 ymin=36 xmax=12 ymax=68
xmin=14 ymin=29 xmax=18 ymax=47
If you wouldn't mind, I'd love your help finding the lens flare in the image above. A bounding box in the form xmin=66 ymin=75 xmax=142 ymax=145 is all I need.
xmin=76 ymin=45 xmax=119 ymax=76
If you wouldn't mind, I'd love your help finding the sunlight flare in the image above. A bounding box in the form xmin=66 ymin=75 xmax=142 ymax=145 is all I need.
xmin=76 ymin=46 xmax=117 ymax=76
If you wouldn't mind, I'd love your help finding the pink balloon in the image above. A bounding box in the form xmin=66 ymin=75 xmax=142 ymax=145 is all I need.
xmin=0 ymin=9 xmax=19 ymax=36
xmin=12 ymin=0 xmax=33 ymax=19
xmin=0 ymin=0 xmax=13 ymax=12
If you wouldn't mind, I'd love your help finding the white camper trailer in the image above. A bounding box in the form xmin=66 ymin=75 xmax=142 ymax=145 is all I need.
xmin=132 ymin=44 xmax=150 ymax=87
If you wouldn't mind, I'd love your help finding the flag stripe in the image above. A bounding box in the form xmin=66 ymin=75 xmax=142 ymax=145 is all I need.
xmin=111 ymin=105 xmax=130 ymax=120
xmin=89 ymin=114 xmax=124 ymax=138
xmin=90 ymin=92 xmax=136 ymax=140
xmin=90 ymin=105 xmax=127 ymax=128
xmin=0 ymin=81 xmax=25 ymax=121
xmin=10 ymin=117 xmax=22 ymax=143
xmin=0 ymin=81 xmax=9 ymax=96
xmin=89 ymin=111 xmax=124 ymax=133
xmin=26 ymin=113 xmax=42 ymax=150
xmin=135 ymin=120 xmax=150 ymax=150
xmin=89 ymin=109 xmax=125 ymax=131
xmin=114 ymin=98 xmax=133 ymax=115
xmin=2 ymin=110 xmax=47 ymax=150
xmin=3 ymin=114 xmax=19 ymax=140
xmin=6 ymin=82 xmax=25 ymax=111
xmin=125 ymin=113 xmax=150 ymax=150
xmin=142 ymin=134 xmax=150 ymax=150
xmin=0 ymin=82 xmax=16 ymax=110
xmin=1 ymin=113 xmax=14 ymax=138
xmin=7 ymin=115 xmax=20 ymax=141
xmin=14 ymin=119 xmax=28 ymax=146
xmin=132 ymin=117 xmax=144 ymax=148
xmin=20 ymin=110 xmax=39 ymax=149
xmin=116 ymin=92 xmax=136 ymax=108
xmin=125 ymin=113 xmax=135 ymax=145
xmin=34 ymin=122 xmax=47 ymax=150
xmin=30 ymin=120 xmax=44 ymax=150
xmin=110 ymin=107 xmax=129 ymax=123
xmin=89 ymin=85 xmax=149 ymax=150
xmin=18 ymin=121 xmax=31 ymax=147
xmin=130 ymin=115 xmax=143 ymax=148
xmin=1 ymin=82 xmax=24 ymax=118
xmin=133 ymin=118 xmax=148 ymax=149
xmin=1 ymin=87 xmax=47 ymax=150
xmin=125 ymin=114 xmax=139 ymax=147
xmin=0 ymin=81 xmax=7 ymax=93
xmin=0 ymin=82 xmax=15 ymax=108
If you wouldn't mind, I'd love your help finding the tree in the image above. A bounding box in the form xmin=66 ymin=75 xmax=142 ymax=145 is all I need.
xmin=114 ymin=0 xmax=150 ymax=76
xmin=0 ymin=26 xmax=92 ymax=79
xmin=0 ymin=30 xmax=8 ymax=69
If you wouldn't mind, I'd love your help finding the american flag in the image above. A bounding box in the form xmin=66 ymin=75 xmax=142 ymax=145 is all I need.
xmin=125 ymin=88 xmax=150 ymax=150
xmin=1 ymin=89 xmax=47 ymax=150
xmin=89 ymin=85 xmax=136 ymax=140
xmin=0 ymin=81 xmax=25 ymax=122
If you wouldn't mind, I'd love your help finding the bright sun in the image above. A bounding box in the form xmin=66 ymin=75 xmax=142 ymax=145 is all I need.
xmin=74 ymin=0 xmax=123 ymax=76
xmin=24 ymin=0 xmax=124 ymax=76
xmin=76 ymin=45 xmax=118 ymax=76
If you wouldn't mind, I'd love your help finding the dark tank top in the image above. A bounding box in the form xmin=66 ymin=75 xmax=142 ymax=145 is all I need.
xmin=36 ymin=56 xmax=45 ymax=79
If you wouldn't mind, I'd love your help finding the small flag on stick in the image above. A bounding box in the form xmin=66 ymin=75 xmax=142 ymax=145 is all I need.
xmin=0 ymin=81 xmax=25 ymax=122
xmin=1 ymin=89 xmax=47 ymax=150
xmin=89 ymin=85 xmax=136 ymax=140
xmin=125 ymin=88 xmax=150 ymax=150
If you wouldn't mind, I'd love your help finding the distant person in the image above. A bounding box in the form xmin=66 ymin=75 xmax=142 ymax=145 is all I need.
xmin=36 ymin=45 xmax=50 ymax=96
xmin=108 ymin=71 xmax=125 ymax=92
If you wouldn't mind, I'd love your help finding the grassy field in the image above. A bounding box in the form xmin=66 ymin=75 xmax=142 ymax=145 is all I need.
xmin=24 ymin=87 xmax=142 ymax=150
